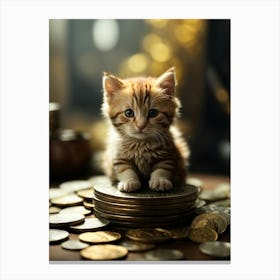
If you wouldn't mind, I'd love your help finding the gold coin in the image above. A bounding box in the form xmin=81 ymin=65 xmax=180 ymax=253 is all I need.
xmin=188 ymin=227 xmax=218 ymax=243
xmin=126 ymin=228 xmax=173 ymax=243
xmin=210 ymin=213 xmax=228 ymax=234
xmin=70 ymin=217 xmax=110 ymax=233
xmin=49 ymin=213 xmax=85 ymax=227
xmin=61 ymin=239 xmax=89 ymax=251
xmin=59 ymin=206 xmax=91 ymax=216
xmin=199 ymin=241 xmax=230 ymax=258
xmin=79 ymin=231 xmax=121 ymax=244
xmin=77 ymin=188 xmax=94 ymax=200
xmin=80 ymin=244 xmax=128 ymax=260
xmin=191 ymin=214 xmax=216 ymax=230
xmin=120 ymin=240 xmax=156 ymax=252
xmin=169 ymin=226 xmax=189 ymax=240
xmin=191 ymin=213 xmax=228 ymax=234
xmin=144 ymin=249 xmax=184 ymax=260
xmin=49 ymin=206 xmax=61 ymax=214
xmin=49 ymin=229 xmax=69 ymax=244
xmin=59 ymin=180 xmax=93 ymax=193
xmin=51 ymin=194 xmax=83 ymax=207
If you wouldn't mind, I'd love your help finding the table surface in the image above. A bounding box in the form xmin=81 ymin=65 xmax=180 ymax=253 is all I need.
xmin=49 ymin=173 xmax=230 ymax=262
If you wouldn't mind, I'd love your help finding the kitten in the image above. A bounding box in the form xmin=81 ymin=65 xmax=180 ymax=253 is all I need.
xmin=101 ymin=67 xmax=190 ymax=192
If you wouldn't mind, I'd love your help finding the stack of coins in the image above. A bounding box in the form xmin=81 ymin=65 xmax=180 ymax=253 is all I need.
xmin=93 ymin=180 xmax=198 ymax=228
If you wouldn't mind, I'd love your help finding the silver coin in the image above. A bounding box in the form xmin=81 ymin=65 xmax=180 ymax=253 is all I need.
xmin=186 ymin=177 xmax=203 ymax=188
xmin=49 ymin=213 xmax=85 ymax=227
xmin=59 ymin=180 xmax=93 ymax=193
xmin=94 ymin=182 xmax=198 ymax=203
xmin=195 ymin=199 xmax=206 ymax=208
xmin=49 ymin=229 xmax=69 ymax=244
xmin=144 ymin=249 xmax=184 ymax=260
xmin=88 ymin=175 xmax=111 ymax=186
xmin=61 ymin=239 xmax=89 ymax=250
xmin=49 ymin=188 xmax=69 ymax=200
xmin=199 ymin=241 xmax=230 ymax=258
xmin=208 ymin=199 xmax=231 ymax=207
xmin=70 ymin=217 xmax=110 ymax=233
xmin=59 ymin=206 xmax=91 ymax=216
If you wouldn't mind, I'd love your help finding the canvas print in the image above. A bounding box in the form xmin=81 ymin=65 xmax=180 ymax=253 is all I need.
xmin=49 ymin=19 xmax=230 ymax=261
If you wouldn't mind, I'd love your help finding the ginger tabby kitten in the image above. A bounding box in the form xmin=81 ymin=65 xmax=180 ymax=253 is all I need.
xmin=102 ymin=67 xmax=190 ymax=192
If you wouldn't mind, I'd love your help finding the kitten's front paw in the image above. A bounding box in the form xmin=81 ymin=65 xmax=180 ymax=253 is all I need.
xmin=117 ymin=179 xmax=141 ymax=193
xmin=149 ymin=178 xmax=173 ymax=192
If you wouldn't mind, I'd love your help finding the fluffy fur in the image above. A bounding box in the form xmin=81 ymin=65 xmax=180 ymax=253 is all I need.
xmin=101 ymin=67 xmax=190 ymax=192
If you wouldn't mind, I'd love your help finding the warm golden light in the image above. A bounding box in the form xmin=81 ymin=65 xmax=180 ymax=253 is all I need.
xmin=149 ymin=42 xmax=171 ymax=62
xmin=127 ymin=53 xmax=149 ymax=73
xmin=216 ymin=88 xmax=229 ymax=103
xmin=142 ymin=33 xmax=162 ymax=52
xmin=145 ymin=19 xmax=167 ymax=28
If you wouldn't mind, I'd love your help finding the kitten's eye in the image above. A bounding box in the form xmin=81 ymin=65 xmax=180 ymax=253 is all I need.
xmin=148 ymin=109 xmax=159 ymax=118
xmin=124 ymin=109 xmax=134 ymax=118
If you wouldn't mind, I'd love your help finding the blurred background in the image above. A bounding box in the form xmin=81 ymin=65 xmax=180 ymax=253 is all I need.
xmin=49 ymin=19 xmax=230 ymax=182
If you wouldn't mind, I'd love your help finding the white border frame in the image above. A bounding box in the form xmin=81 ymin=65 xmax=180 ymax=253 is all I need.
xmin=1 ymin=1 xmax=279 ymax=280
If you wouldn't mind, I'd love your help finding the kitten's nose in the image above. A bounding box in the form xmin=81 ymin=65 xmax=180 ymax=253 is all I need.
xmin=136 ymin=122 xmax=146 ymax=132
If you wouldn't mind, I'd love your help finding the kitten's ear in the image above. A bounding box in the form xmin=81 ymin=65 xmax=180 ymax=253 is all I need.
xmin=103 ymin=72 xmax=123 ymax=98
xmin=155 ymin=67 xmax=177 ymax=96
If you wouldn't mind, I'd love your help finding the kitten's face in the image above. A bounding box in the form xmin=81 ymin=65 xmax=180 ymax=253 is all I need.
xmin=102 ymin=68 xmax=180 ymax=140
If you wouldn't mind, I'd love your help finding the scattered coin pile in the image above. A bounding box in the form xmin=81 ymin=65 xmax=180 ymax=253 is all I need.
xmin=49 ymin=176 xmax=231 ymax=260
xmin=93 ymin=180 xmax=198 ymax=228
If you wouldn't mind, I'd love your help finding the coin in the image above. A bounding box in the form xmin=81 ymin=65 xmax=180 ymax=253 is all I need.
xmin=126 ymin=228 xmax=173 ymax=243
xmin=191 ymin=213 xmax=216 ymax=229
xmin=188 ymin=227 xmax=218 ymax=243
xmin=49 ymin=188 xmax=69 ymax=200
xmin=186 ymin=177 xmax=203 ymax=188
xmin=199 ymin=183 xmax=230 ymax=201
xmin=51 ymin=194 xmax=83 ymax=207
xmin=49 ymin=206 xmax=61 ymax=214
xmin=169 ymin=226 xmax=189 ymax=240
xmin=49 ymin=213 xmax=85 ymax=228
xmin=208 ymin=199 xmax=231 ymax=207
xmin=70 ymin=217 xmax=110 ymax=233
xmin=79 ymin=231 xmax=121 ymax=244
xmin=83 ymin=201 xmax=95 ymax=210
xmin=93 ymin=194 xmax=196 ymax=215
xmin=94 ymin=208 xmax=194 ymax=224
xmin=49 ymin=229 xmax=69 ymax=244
xmin=77 ymin=188 xmax=94 ymax=200
xmin=214 ymin=183 xmax=230 ymax=197
xmin=80 ymin=244 xmax=128 ymax=260
xmin=210 ymin=213 xmax=228 ymax=234
xmin=61 ymin=239 xmax=89 ymax=251
xmin=59 ymin=206 xmax=91 ymax=216
xmin=144 ymin=249 xmax=184 ymax=260
xmin=199 ymin=241 xmax=230 ymax=258
xmin=119 ymin=240 xmax=156 ymax=252
xmin=196 ymin=204 xmax=230 ymax=215
xmin=195 ymin=199 xmax=206 ymax=208
xmin=88 ymin=175 xmax=111 ymax=186
xmin=94 ymin=182 xmax=198 ymax=205
xmin=59 ymin=180 xmax=93 ymax=193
